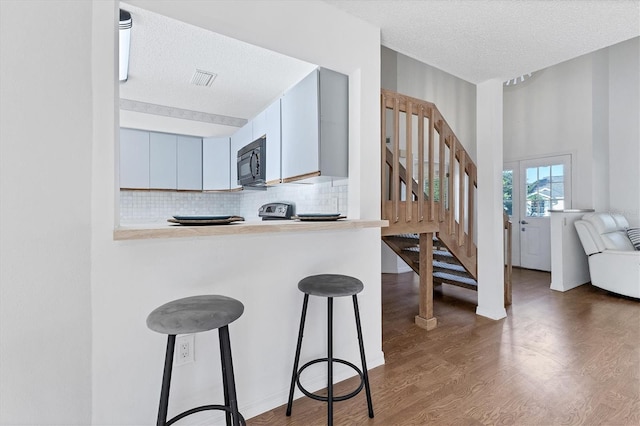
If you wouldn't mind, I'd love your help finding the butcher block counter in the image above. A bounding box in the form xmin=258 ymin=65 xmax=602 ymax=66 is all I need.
xmin=114 ymin=218 xmax=389 ymax=241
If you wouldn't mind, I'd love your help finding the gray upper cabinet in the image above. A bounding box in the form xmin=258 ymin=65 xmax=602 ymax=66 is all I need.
xmin=252 ymin=98 xmax=282 ymax=184
xmin=281 ymin=68 xmax=348 ymax=182
xmin=177 ymin=135 xmax=202 ymax=190
xmin=150 ymin=132 xmax=177 ymax=189
xmin=230 ymin=121 xmax=253 ymax=189
xmin=120 ymin=128 xmax=150 ymax=189
xmin=120 ymin=129 xmax=205 ymax=191
xmin=203 ymin=137 xmax=230 ymax=190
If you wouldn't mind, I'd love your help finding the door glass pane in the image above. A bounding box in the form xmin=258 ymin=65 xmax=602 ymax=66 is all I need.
xmin=526 ymin=164 xmax=566 ymax=216
xmin=503 ymin=170 xmax=513 ymax=216
xmin=526 ymin=166 xmax=546 ymax=217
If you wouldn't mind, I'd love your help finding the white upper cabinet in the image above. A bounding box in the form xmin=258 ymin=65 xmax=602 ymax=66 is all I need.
xmin=230 ymin=121 xmax=253 ymax=189
xmin=203 ymin=137 xmax=230 ymax=190
xmin=265 ymin=99 xmax=282 ymax=183
xmin=150 ymin=132 xmax=177 ymax=189
xmin=177 ymin=135 xmax=202 ymax=190
xmin=281 ymin=68 xmax=348 ymax=182
xmin=252 ymin=98 xmax=282 ymax=184
xmin=120 ymin=128 xmax=150 ymax=189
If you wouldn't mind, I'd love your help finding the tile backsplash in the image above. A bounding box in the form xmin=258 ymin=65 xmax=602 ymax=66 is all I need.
xmin=119 ymin=179 xmax=348 ymax=224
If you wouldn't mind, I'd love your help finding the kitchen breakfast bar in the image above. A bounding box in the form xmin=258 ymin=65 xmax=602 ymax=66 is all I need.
xmin=114 ymin=219 xmax=388 ymax=240
xmin=109 ymin=218 xmax=388 ymax=424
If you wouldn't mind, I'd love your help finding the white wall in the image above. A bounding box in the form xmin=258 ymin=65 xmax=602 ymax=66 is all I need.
xmin=386 ymin=47 xmax=478 ymax=161
xmin=0 ymin=1 xmax=93 ymax=424
xmin=504 ymin=53 xmax=594 ymax=209
xmin=607 ymin=37 xmax=640 ymax=226
xmin=504 ymin=37 xmax=640 ymax=225
xmin=92 ymin=1 xmax=382 ymax=425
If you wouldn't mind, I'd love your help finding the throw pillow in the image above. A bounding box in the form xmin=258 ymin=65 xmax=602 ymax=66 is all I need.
xmin=627 ymin=228 xmax=640 ymax=250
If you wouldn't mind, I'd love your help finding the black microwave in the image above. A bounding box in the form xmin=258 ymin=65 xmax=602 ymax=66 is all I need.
xmin=237 ymin=136 xmax=266 ymax=187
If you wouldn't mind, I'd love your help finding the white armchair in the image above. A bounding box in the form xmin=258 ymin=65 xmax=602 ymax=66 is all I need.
xmin=574 ymin=212 xmax=640 ymax=299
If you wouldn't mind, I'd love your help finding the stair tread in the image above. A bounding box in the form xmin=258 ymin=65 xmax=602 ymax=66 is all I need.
xmin=393 ymin=233 xmax=419 ymax=239
xmin=403 ymin=246 xmax=420 ymax=253
xmin=433 ymin=249 xmax=454 ymax=257
xmin=433 ymin=272 xmax=477 ymax=286
xmin=433 ymin=261 xmax=466 ymax=273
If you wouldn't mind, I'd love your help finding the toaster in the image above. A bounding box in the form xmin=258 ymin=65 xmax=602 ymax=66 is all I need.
xmin=258 ymin=203 xmax=294 ymax=220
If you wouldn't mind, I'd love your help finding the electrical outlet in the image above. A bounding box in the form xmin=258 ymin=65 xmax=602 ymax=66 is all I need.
xmin=174 ymin=334 xmax=195 ymax=366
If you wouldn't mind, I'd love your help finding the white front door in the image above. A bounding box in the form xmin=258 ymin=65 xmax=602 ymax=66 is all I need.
xmin=504 ymin=155 xmax=572 ymax=271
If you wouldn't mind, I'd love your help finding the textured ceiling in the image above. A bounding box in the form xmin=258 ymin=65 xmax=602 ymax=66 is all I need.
xmin=119 ymin=3 xmax=316 ymax=137
xmin=325 ymin=0 xmax=640 ymax=83
xmin=120 ymin=1 xmax=639 ymax=137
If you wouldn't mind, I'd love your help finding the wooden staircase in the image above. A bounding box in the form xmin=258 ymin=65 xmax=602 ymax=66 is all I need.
xmin=380 ymin=89 xmax=512 ymax=330
xmin=385 ymin=231 xmax=479 ymax=281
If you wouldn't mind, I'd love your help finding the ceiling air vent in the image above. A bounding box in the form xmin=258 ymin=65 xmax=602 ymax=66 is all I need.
xmin=190 ymin=69 xmax=217 ymax=87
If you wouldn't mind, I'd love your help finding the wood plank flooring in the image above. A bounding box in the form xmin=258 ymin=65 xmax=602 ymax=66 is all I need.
xmin=248 ymin=268 xmax=639 ymax=425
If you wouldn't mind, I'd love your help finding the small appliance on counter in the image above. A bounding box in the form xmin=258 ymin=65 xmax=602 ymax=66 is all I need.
xmin=258 ymin=203 xmax=294 ymax=220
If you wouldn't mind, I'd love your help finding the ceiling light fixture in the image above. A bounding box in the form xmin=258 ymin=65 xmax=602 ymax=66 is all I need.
xmin=504 ymin=73 xmax=532 ymax=86
xmin=119 ymin=9 xmax=132 ymax=82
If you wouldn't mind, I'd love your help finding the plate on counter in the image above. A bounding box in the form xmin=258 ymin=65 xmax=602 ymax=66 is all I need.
xmin=293 ymin=213 xmax=346 ymax=222
xmin=168 ymin=215 xmax=244 ymax=226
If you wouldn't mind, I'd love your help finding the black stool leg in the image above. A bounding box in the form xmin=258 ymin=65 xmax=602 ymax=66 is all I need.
xmin=286 ymin=294 xmax=310 ymax=416
xmin=327 ymin=297 xmax=334 ymax=426
xmin=353 ymin=295 xmax=374 ymax=418
xmin=219 ymin=325 xmax=241 ymax=426
xmin=157 ymin=334 xmax=176 ymax=426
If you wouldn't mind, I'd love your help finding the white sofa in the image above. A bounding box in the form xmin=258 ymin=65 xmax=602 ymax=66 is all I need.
xmin=574 ymin=212 xmax=640 ymax=299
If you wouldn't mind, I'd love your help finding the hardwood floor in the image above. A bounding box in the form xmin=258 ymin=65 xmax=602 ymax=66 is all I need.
xmin=248 ymin=268 xmax=640 ymax=425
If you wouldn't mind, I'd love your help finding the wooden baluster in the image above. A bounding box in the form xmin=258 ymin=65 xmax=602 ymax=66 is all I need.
xmin=417 ymin=106 xmax=425 ymax=222
xmin=448 ymin=136 xmax=456 ymax=235
xmin=428 ymin=108 xmax=435 ymax=222
xmin=467 ymin=165 xmax=476 ymax=258
xmin=458 ymin=149 xmax=466 ymax=246
xmin=393 ymin=98 xmax=400 ymax=222
xmin=405 ymin=101 xmax=413 ymax=223
xmin=438 ymin=122 xmax=446 ymax=223
xmin=381 ymin=93 xmax=387 ymax=219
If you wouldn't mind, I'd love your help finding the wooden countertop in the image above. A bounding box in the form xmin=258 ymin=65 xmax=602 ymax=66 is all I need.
xmin=114 ymin=219 xmax=389 ymax=241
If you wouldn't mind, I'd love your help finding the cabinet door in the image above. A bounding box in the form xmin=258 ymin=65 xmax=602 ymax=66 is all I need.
xmin=177 ymin=136 xmax=202 ymax=190
xmin=252 ymin=109 xmax=267 ymax=140
xmin=230 ymin=121 xmax=253 ymax=189
xmin=150 ymin=132 xmax=177 ymax=189
xmin=203 ymin=137 xmax=230 ymax=190
xmin=119 ymin=128 xmax=149 ymax=189
xmin=264 ymin=99 xmax=281 ymax=183
xmin=281 ymin=69 xmax=319 ymax=179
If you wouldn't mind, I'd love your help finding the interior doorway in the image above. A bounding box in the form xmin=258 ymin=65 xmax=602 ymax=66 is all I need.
xmin=503 ymin=155 xmax=572 ymax=271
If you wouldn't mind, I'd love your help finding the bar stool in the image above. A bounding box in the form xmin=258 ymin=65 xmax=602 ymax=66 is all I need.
xmin=146 ymin=295 xmax=245 ymax=426
xmin=286 ymin=274 xmax=374 ymax=425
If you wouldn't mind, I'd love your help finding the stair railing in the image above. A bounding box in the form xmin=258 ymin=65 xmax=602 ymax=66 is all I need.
xmin=381 ymin=90 xmax=477 ymax=278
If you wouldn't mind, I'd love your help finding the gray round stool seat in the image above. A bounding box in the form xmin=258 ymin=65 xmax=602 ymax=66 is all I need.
xmin=298 ymin=274 xmax=364 ymax=298
xmin=147 ymin=295 xmax=244 ymax=335
xmin=287 ymin=274 xmax=373 ymax=425
xmin=147 ymin=294 xmax=245 ymax=426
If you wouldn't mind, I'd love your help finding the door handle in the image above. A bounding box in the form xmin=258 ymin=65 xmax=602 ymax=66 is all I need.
xmin=520 ymin=220 xmax=528 ymax=225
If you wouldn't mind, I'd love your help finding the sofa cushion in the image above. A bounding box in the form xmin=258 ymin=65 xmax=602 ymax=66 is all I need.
xmin=627 ymin=228 xmax=640 ymax=250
